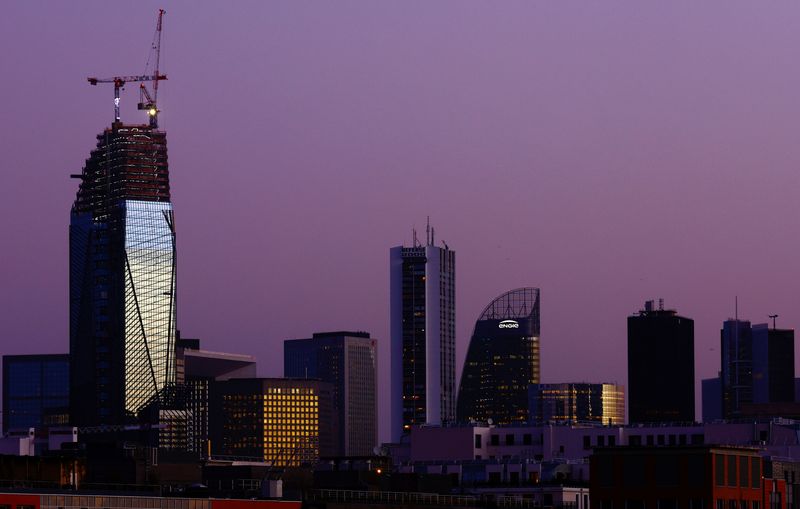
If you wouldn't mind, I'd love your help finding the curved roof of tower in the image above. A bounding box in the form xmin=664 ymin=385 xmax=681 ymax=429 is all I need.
xmin=478 ymin=287 xmax=540 ymax=321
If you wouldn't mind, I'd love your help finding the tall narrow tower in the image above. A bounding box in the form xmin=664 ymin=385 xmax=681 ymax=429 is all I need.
xmin=70 ymin=123 xmax=176 ymax=427
xmin=390 ymin=223 xmax=455 ymax=441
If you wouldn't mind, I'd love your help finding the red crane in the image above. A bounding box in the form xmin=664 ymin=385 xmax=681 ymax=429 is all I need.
xmin=88 ymin=9 xmax=166 ymax=127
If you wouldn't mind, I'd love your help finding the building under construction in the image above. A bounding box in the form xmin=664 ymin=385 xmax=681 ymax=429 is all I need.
xmin=69 ymin=122 xmax=177 ymax=429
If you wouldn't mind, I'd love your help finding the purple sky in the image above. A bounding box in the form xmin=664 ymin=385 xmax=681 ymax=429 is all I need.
xmin=3 ymin=2 xmax=800 ymax=440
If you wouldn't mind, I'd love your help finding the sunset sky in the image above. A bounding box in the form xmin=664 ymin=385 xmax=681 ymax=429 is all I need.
xmin=3 ymin=2 xmax=800 ymax=439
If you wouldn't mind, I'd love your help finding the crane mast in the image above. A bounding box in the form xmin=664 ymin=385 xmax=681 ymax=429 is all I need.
xmin=87 ymin=9 xmax=167 ymax=127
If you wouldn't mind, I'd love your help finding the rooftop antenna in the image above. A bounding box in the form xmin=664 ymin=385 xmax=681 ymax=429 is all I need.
xmin=735 ymin=296 xmax=738 ymax=321
xmin=413 ymin=227 xmax=419 ymax=247
xmin=769 ymin=314 xmax=778 ymax=329
xmin=431 ymin=226 xmax=435 ymax=246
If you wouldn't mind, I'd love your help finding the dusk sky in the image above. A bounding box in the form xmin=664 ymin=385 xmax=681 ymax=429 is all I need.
xmin=3 ymin=2 xmax=800 ymax=440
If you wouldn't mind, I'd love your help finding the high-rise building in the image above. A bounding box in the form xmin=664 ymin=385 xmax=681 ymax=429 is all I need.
xmin=627 ymin=300 xmax=694 ymax=423
xmin=2 ymin=355 xmax=70 ymax=434
xmin=209 ymin=378 xmax=337 ymax=466
xmin=528 ymin=383 xmax=625 ymax=425
xmin=390 ymin=225 xmax=455 ymax=441
xmin=69 ymin=123 xmax=176 ymax=427
xmin=456 ymin=288 xmax=540 ymax=425
xmin=284 ymin=331 xmax=377 ymax=457
xmin=720 ymin=319 xmax=752 ymax=418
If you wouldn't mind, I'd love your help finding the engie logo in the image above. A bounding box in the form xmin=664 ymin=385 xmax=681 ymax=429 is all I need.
xmin=498 ymin=320 xmax=519 ymax=329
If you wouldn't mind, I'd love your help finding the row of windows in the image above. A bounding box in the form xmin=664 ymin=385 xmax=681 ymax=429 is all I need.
xmin=475 ymin=433 xmax=535 ymax=448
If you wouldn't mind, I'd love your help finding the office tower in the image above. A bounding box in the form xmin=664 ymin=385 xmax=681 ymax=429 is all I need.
xmin=177 ymin=338 xmax=257 ymax=456
xmin=209 ymin=378 xmax=337 ymax=467
xmin=528 ymin=383 xmax=625 ymax=425
xmin=719 ymin=321 xmax=795 ymax=419
xmin=456 ymin=288 xmax=541 ymax=425
xmin=284 ymin=331 xmax=377 ymax=457
xmin=390 ymin=224 xmax=455 ymax=441
xmin=752 ymin=324 xmax=794 ymax=404
xmin=2 ymin=355 xmax=70 ymax=434
xmin=69 ymin=123 xmax=176 ymax=427
xmin=720 ymin=319 xmax=752 ymax=418
xmin=627 ymin=300 xmax=694 ymax=423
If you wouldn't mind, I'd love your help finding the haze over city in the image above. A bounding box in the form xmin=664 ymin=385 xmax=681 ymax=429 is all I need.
xmin=4 ymin=1 xmax=800 ymax=441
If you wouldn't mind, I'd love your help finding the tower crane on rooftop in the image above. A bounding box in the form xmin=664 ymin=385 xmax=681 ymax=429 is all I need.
xmin=87 ymin=9 xmax=166 ymax=127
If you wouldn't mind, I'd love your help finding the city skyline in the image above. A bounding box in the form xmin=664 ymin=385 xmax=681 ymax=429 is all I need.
xmin=4 ymin=2 xmax=800 ymax=442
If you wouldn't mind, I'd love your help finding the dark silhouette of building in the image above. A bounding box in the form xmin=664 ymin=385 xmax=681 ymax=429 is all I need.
xmin=69 ymin=123 xmax=176 ymax=427
xmin=284 ymin=331 xmax=377 ymax=456
xmin=2 ymin=355 xmax=69 ymax=434
xmin=390 ymin=223 xmax=456 ymax=441
xmin=628 ymin=300 xmax=694 ymax=423
xmin=456 ymin=288 xmax=540 ymax=425
xmin=701 ymin=377 xmax=722 ymax=422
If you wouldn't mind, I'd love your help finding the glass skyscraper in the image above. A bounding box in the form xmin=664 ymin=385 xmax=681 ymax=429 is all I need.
xmin=69 ymin=124 xmax=176 ymax=427
xmin=456 ymin=288 xmax=540 ymax=425
xmin=390 ymin=227 xmax=455 ymax=441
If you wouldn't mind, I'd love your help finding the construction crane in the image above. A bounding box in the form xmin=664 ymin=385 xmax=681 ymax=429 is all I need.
xmin=87 ymin=9 xmax=166 ymax=127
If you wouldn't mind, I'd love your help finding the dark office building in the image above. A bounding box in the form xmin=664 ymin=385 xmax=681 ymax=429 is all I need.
xmin=209 ymin=378 xmax=337 ymax=466
xmin=173 ymin=337 xmax=256 ymax=455
xmin=456 ymin=288 xmax=540 ymax=425
xmin=390 ymin=225 xmax=456 ymax=441
xmin=70 ymin=123 xmax=176 ymax=427
xmin=2 ymin=355 xmax=69 ymax=434
xmin=752 ymin=324 xmax=795 ymax=404
xmin=628 ymin=300 xmax=695 ymax=423
xmin=284 ymin=331 xmax=377 ymax=456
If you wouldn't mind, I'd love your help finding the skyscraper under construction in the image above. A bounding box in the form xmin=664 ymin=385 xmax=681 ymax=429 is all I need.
xmin=69 ymin=123 xmax=176 ymax=427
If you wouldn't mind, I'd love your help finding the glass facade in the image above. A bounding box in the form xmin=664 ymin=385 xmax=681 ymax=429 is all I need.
xmin=456 ymin=288 xmax=540 ymax=425
xmin=529 ymin=383 xmax=625 ymax=425
xmin=70 ymin=125 xmax=176 ymax=427
xmin=2 ymin=355 xmax=70 ymax=433
xmin=122 ymin=200 xmax=176 ymax=414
